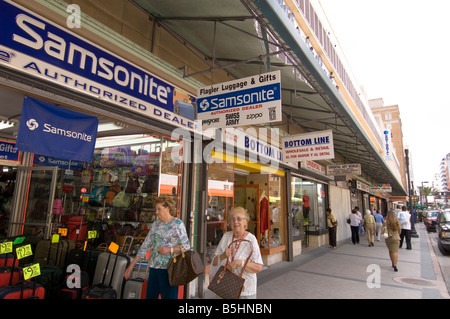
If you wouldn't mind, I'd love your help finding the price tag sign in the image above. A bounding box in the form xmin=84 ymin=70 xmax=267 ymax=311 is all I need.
xmin=88 ymin=230 xmax=98 ymax=239
xmin=108 ymin=242 xmax=119 ymax=254
xmin=58 ymin=228 xmax=68 ymax=237
xmin=0 ymin=241 xmax=13 ymax=254
xmin=13 ymin=237 xmax=25 ymax=245
xmin=16 ymin=244 xmax=33 ymax=260
xmin=23 ymin=263 xmax=41 ymax=280
xmin=51 ymin=234 xmax=60 ymax=244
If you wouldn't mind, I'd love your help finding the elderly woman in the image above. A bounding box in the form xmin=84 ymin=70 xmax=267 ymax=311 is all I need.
xmin=213 ymin=206 xmax=263 ymax=299
xmin=384 ymin=209 xmax=401 ymax=272
xmin=124 ymin=196 xmax=190 ymax=299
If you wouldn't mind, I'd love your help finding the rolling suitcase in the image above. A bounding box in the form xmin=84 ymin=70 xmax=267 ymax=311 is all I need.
xmin=123 ymin=260 xmax=149 ymax=299
xmin=91 ymin=252 xmax=130 ymax=298
xmin=58 ymin=269 xmax=89 ymax=299
xmin=0 ymin=266 xmax=23 ymax=287
xmin=83 ymin=250 xmax=129 ymax=299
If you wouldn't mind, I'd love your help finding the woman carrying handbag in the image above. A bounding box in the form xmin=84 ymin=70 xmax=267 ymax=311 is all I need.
xmin=124 ymin=196 xmax=190 ymax=299
xmin=210 ymin=206 xmax=263 ymax=299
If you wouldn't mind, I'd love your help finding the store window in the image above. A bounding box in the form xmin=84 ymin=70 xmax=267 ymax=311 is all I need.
xmin=205 ymin=163 xmax=234 ymax=265
xmin=205 ymin=157 xmax=287 ymax=268
xmin=290 ymin=176 xmax=328 ymax=240
xmin=10 ymin=134 xmax=185 ymax=243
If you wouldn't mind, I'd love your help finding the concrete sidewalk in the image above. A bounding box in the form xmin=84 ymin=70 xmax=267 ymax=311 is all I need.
xmin=257 ymin=223 xmax=450 ymax=299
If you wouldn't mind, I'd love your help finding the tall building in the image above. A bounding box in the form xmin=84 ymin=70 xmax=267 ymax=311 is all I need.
xmin=440 ymin=154 xmax=450 ymax=192
xmin=369 ymin=98 xmax=408 ymax=192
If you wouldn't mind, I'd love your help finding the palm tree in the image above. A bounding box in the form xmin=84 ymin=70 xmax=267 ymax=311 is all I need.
xmin=417 ymin=186 xmax=439 ymax=206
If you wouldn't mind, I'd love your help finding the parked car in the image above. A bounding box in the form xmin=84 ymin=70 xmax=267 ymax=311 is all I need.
xmin=424 ymin=210 xmax=439 ymax=232
xmin=435 ymin=210 xmax=450 ymax=255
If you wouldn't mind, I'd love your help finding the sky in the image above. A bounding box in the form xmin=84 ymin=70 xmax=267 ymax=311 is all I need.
xmin=318 ymin=0 xmax=450 ymax=187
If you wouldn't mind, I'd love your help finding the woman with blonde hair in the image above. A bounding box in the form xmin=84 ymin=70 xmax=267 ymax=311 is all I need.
xmin=384 ymin=209 xmax=401 ymax=271
xmin=213 ymin=206 xmax=263 ymax=298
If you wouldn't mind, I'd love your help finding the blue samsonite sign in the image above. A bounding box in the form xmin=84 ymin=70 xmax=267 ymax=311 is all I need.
xmin=16 ymin=97 xmax=98 ymax=162
xmin=0 ymin=0 xmax=197 ymax=131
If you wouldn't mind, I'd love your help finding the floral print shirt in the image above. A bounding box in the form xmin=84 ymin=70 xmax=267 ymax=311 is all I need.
xmin=137 ymin=218 xmax=190 ymax=269
xmin=214 ymin=232 xmax=263 ymax=297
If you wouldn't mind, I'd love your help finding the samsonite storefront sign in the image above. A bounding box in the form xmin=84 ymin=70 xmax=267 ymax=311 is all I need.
xmin=197 ymin=71 xmax=282 ymax=129
xmin=0 ymin=0 xmax=197 ymax=131
xmin=17 ymin=97 xmax=98 ymax=162
xmin=282 ymin=130 xmax=334 ymax=162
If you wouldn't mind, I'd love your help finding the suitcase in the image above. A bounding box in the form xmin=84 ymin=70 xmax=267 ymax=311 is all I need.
xmin=0 ymin=254 xmax=19 ymax=267
xmin=83 ymin=251 xmax=129 ymax=299
xmin=123 ymin=260 xmax=149 ymax=299
xmin=0 ymin=280 xmax=45 ymax=299
xmin=0 ymin=266 xmax=23 ymax=287
xmin=33 ymin=239 xmax=75 ymax=268
xmin=66 ymin=216 xmax=88 ymax=243
xmin=58 ymin=269 xmax=89 ymax=299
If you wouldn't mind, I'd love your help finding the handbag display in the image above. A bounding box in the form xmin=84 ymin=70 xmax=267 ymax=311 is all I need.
xmin=208 ymin=239 xmax=253 ymax=299
xmin=167 ymin=246 xmax=204 ymax=287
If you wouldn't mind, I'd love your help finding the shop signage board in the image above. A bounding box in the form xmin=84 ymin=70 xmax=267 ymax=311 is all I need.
xmin=17 ymin=97 xmax=98 ymax=162
xmin=197 ymin=71 xmax=282 ymax=129
xmin=281 ymin=130 xmax=334 ymax=162
xmin=0 ymin=140 xmax=20 ymax=163
xmin=326 ymin=163 xmax=361 ymax=176
xmin=370 ymin=184 xmax=392 ymax=193
xmin=0 ymin=0 xmax=197 ymax=131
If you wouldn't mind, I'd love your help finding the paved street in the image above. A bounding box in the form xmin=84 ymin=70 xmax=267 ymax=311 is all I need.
xmin=257 ymin=223 xmax=449 ymax=299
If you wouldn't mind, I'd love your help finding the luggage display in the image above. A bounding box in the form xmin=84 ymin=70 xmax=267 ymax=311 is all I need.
xmin=0 ymin=237 xmax=45 ymax=299
xmin=0 ymin=280 xmax=45 ymax=299
xmin=33 ymin=239 xmax=75 ymax=268
xmin=66 ymin=216 xmax=88 ymax=243
xmin=83 ymin=249 xmax=130 ymax=299
xmin=92 ymin=252 xmax=130 ymax=298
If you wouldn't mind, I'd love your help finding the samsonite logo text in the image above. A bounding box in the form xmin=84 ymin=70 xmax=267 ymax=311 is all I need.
xmin=27 ymin=119 xmax=93 ymax=142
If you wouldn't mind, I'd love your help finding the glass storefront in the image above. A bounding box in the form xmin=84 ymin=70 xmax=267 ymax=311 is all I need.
xmin=291 ymin=176 xmax=328 ymax=241
xmin=205 ymin=159 xmax=286 ymax=271
xmin=8 ymin=134 xmax=186 ymax=247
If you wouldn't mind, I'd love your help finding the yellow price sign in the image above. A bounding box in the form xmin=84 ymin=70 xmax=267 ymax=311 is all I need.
xmin=0 ymin=241 xmax=13 ymax=254
xmin=23 ymin=263 xmax=41 ymax=280
xmin=16 ymin=244 xmax=33 ymax=260
xmin=88 ymin=230 xmax=98 ymax=239
xmin=51 ymin=234 xmax=60 ymax=244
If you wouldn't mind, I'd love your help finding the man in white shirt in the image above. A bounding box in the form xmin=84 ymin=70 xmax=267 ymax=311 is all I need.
xmin=397 ymin=206 xmax=412 ymax=250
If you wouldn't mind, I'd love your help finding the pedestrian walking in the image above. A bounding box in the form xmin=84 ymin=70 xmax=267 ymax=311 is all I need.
xmin=398 ymin=206 xmax=412 ymax=250
xmin=348 ymin=208 xmax=361 ymax=244
xmin=384 ymin=209 xmax=401 ymax=272
xmin=355 ymin=207 xmax=364 ymax=235
xmin=213 ymin=206 xmax=263 ymax=299
xmin=364 ymin=209 xmax=375 ymax=247
xmin=373 ymin=209 xmax=384 ymax=241
xmin=326 ymin=208 xmax=337 ymax=249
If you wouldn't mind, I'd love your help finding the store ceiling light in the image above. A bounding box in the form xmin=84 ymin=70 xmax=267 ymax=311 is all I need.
xmin=0 ymin=121 xmax=15 ymax=130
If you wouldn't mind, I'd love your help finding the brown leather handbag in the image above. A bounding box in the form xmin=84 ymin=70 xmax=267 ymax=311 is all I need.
xmin=167 ymin=246 xmax=204 ymax=286
xmin=208 ymin=239 xmax=253 ymax=299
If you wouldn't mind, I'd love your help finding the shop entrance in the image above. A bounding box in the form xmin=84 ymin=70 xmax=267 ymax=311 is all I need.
xmin=234 ymin=184 xmax=260 ymax=243
xmin=9 ymin=166 xmax=58 ymax=239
